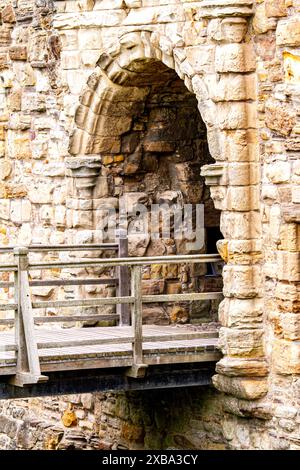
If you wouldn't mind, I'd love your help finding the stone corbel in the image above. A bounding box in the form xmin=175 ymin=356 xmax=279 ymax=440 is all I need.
xmin=201 ymin=162 xmax=226 ymax=186
xmin=198 ymin=0 xmax=254 ymax=18
xmin=65 ymin=156 xmax=102 ymax=198
xmin=282 ymin=204 xmax=300 ymax=224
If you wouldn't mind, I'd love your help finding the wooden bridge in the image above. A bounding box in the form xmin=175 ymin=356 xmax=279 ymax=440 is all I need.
xmin=0 ymin=240 xmax=222 ymax=398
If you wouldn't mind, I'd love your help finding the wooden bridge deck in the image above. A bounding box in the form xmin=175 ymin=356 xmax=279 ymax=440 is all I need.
xmin=0 ymin=325 xmax=220 ymax=376
xmin=0 ymin=242 xmax=223 ymax=395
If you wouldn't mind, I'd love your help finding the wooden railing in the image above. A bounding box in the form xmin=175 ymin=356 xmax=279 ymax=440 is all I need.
xmin=0 ymin=242 xmax=222 ymax=386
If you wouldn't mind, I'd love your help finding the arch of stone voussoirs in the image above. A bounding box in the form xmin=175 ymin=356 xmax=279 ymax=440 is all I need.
xmin=69 ymin=30 xmax=219 ymax=162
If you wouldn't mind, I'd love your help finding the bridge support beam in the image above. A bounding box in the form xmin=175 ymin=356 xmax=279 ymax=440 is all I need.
xmin=1 ymin=364 xmax=216 ymax=399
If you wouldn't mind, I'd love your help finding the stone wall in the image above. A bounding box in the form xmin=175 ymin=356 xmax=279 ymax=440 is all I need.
xmin=0 ymin=387 xmax=226 ymax=450
xmin=0 ymin=0 xmax=299 ymax=451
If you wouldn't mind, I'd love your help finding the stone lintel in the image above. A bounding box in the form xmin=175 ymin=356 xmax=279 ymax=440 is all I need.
xmin=198 ymin=0 xmax=254 ymax=18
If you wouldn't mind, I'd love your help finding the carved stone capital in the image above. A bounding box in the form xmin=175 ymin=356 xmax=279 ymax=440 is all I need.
xmin=198 ymin=0 xmax=254 ymax=18
xmin=201 ymin=163 xmax=225 ymax=186
xmin=65 ymin=156 xmax=102 ymax=197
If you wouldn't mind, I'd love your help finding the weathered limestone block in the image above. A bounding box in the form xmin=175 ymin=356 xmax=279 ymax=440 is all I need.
xmin=40 ymin=205 xmax=54 ymax=226
xmin=227 ymin=239 xmax=262 ymax=264
xmin=120 ymin=192 xmax=149 ymax=215
xmin=141 ymin=279 xmax=165 ymax=295
xmin=220 ymin=211 xmax=261 ymax=240
xmin=219 ymin=327 xmax=264 ymax=357
xmin=7 ymin=131 xmax=32 ymax=159
xmin=210 ymin=73 xmax=257 ymax=102
xmin=185 ymin=45 xmax=215 ymax=74
xmin=10 ymin=199 xmax=31 ymax=224
xmin=0 ymin=160 xmax=12 ymax=181
xmin=128 ymin=229 xmax=150 ymax=257
xmin=213 ymin=375 xmax=268 ymax=400
xmin=61 ymin=51 xmax=81 ymax=70
xmin=265 ymin=99 xmax=296 ymax=137
xmin=169 ymin=306 xmax=189 ymax=324
xmin=292 ymin=186 xmax=300 ymax=203
xmin=208 ymin=17 xmax=248 ymax=43
xmin=253 ymin=3 xmax=277 ymax=34
xmin=1 ymin=5 xmax=16 ymax=23
xmin=276 ymin=16 xmax=300 ymax=46
xmin=273 ymin=339 xmax=300 ymax=375
xmin=217 ymin=102 xmax=257 ymax=130
xmin=0 ymin=199 xmax=9 ymax=220
xmin=9 ymin=45 xmax=27 ymax=61
xmin=219 ymin=297 xmax=263 ymax=328
xmin=280 ymin=313 xmax=300 ymax=341
xmin=207 ymin=129 xmax=259 ymax=163
xmin=276 ymin=251 xmax=300 ymax=281
xmin=21 ymin=92 xmax=46 ymax=113
xmin=67 ymin=209 xmax=93 ymax=229
xmin=226 ymin=163 xmax=260 ymax=186
xmin=223 ymin=396 xmax=273 ymax=420
xmin=28 ymin=181 xmax=53 ymax=204
xmin=279 ymin=223 xmax=300 ymax=252
xmin=223 ymin=265 xmax=262 ymax=298
xmin=216 ymin=357 xmax=268 ymax=377
xmin=215 ymin=44 xmax=256 ymax=73
xmin=265 ymin=0 xmax=287 ymax=18
xmin=224 ymin=186 xmax=259 ymax=211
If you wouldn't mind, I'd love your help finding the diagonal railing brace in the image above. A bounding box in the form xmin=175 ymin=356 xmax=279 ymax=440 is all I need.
xmin=9 ymin=247 xmax=48 ymax=387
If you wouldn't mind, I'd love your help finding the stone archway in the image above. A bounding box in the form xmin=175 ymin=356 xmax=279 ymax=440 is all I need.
xmin=67 ymin=33 xmax=222 ymax=327
xmin=67 ymin=23 xmax=266 ymax=403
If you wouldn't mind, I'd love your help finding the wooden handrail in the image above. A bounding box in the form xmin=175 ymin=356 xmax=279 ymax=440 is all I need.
xmin=28 ymin=254 xmax=221 ymax=270
xmin=0 ymin=243 xmax=119 ymax=253
xmin=0 ymin=243 xmax=223 ymax=386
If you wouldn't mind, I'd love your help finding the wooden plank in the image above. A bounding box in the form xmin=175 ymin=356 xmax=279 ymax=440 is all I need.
xmin=28 ymin=243 xmax=118 ymax=252
xmin=0 ymin=265 xmax=17 ymax=272
xmin=0 ymin=303 xmax=18 ymax=311
xmin=36 ymin=336 xmax=135 ymax=349
xmin=30 ymin=278 xmax=118 ymax=287
xmin=40 ymin=357 xmax=133 ymax=373
xmin=35 ymin=331 xmax=216 ymax=350
xmin=19 ymin=270 xmax=45 ymax=380
xmin=29 ymin=254 xmax=221 ymax=270
xmin=33 ymin=314 xmax=119 ymax=324
xmin=142 ymin=292 xmax=223 ymax=303
xmin=14 ymin=253 xmax=27 ymax=375
xmin=117 ymin=235 xmax=130 ymax=326
xmin=31 ymin=291 xmax=222 ymax=310
xmin=32 ymin=296 xmax=134 ymax=309
xmin=141 ymin=332 xmax=218 ymax=342
xmin=0 ymin=244 xmax=118 ymax=253
xmin=0 ymin=366 xmax=17 ymax=376
xmin=144 ymin=352 xmax=222 ymax=366
xmin=0 ymin=319 xmax=14 ymax=326
xmin=0 ymin=279 xmax=118 ymax=288
xmin=10 ymin=248 xmax=47 ymax=386
xmin=0 ymin=281 xmax=14 ymax=288
xmin=131 ymin=265 xmax=143 ymax=365
xmin=0 ymin=344 xmax=17 ymax=352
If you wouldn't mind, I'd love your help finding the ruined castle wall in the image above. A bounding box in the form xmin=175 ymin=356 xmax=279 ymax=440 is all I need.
xmin=0 ymin=0 xmax=299 ymax=450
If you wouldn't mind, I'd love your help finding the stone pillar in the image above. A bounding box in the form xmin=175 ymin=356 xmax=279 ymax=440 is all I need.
xmin=64 ymin=156 xmax=102 ymax=319
xmin=65 ymin=156 xmax=102 ymax=245
xmin=200 ymin=1 xmax=268 ymax=402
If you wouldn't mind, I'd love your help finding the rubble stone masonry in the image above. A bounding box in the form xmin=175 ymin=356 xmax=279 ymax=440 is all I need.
xmin=0 ymin=0 xmax=299 ymax=450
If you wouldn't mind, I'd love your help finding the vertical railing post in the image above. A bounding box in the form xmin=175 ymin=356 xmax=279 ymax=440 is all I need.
xmin=14 ymin=247 xmax=28 ymax=375
xmin=10 ymin=247 xmax=47 ymax=387
xmin=132 ymin=265 xmax=143 ymax=364
xmin=126 ymin=264 xmax=147 ymax=378
xmin=117 ymin=232 xmax=130 ymax=325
